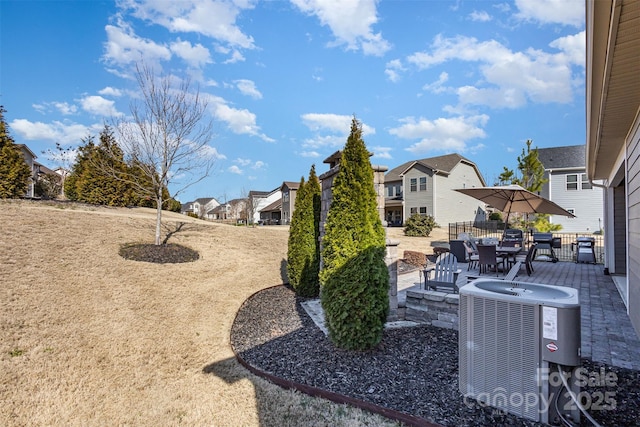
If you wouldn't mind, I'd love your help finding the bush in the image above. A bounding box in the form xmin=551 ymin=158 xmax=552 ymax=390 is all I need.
xmin=403 ymin=250 xmax=427 ymax=267
xmin=287 ymin=166 xmax=321 ymax=298
xmin=488 ymin=212 xmax=503 ymax=221
xmin=320 ymin=118 xmax=388 ymax=351
xmin=403 ymin=214 xmax=436 ymax=237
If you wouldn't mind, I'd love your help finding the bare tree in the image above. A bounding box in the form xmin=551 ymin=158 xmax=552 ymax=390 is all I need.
xmin=113 ymin=63 xmax=215 ymax=245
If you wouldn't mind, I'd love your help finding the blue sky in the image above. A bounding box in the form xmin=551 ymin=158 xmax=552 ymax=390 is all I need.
xmin=1 ymin=0 xmax=586 ymax=203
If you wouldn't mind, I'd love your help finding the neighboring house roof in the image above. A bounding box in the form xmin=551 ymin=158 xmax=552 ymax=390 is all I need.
xmin=17 ymin=144 xmax=37 ymax=159
xmin=261 ymin=198 xmax=282 ymax=212
xmin=194 ymin=197 xmax=216 ymax=205
xmin=181 ymin=203 xmax=194 ymax=212
xmin=36 ymin=163 xmax=55 ymax=175
xmin=248 ymin=190 xmax=272 ymax=198
xmin=385 ymin=153 xmax=483 ymax=183
xmin=281 ymin=181 xmax=300 ymax=191
xmin=537 ymin=145 xmax=586 ymax=170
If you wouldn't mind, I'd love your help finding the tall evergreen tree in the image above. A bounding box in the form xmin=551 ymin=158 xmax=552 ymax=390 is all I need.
xmin=0 ymin=106 xmax=32 ymax=199
xmin=64 ymin=126 xmax=133 ymax=206
xmin=516 ymin=139 xmax=547 ymax=193
xmin=320 ymin=117 xmax=389 ymax=351
xmin=287 ymin=165 xmax=321 ymax=297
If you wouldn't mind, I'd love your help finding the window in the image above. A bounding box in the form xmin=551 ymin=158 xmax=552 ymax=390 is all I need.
xmin=410 ymin=207 xmax=417 ymax=215
xmin=396 ymin=184 xmax=403 ymax=197
xmin=283 ymin=191 xmax=289 ymax=202
xmin=581 ymin=174 xmax=592 ymax=190
xmin=566 ymin=174 xmax=578 ymax=190
xmin=410 ymin=178 xmax=417 ymax=192
xmin=419 ymin=177 xmax=427 ymax=191
xmin=419 ymin=207 xmax=427 ymax=215
xmin=387 ymin=186 xmax=393 ymax=197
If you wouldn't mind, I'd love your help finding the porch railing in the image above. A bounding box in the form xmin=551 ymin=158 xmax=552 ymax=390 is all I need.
xmin=448 ymin=221 xmax=604 ymax=264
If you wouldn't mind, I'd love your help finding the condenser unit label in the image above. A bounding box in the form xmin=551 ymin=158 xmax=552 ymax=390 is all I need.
xmin=542 ymin=306 xmax=558 ymax=340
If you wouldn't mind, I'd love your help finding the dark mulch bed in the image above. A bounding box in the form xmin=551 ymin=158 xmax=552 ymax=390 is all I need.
xmin=231 ymin=285 xmax=640 ymax=427
xmin=118 ymin=243 xmax=199 ymax=263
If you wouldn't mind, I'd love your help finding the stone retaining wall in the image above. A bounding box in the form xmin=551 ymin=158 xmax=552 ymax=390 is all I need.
xmin=404 ymin=289 xmax=460 ymax=330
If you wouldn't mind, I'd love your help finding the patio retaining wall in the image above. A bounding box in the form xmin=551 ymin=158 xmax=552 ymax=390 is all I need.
xmin=405 ymin=289 xmax=460 ymax=330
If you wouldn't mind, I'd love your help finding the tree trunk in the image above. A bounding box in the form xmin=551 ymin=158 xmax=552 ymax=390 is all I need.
xmin=155 ymin=196 xmax=162 ymax=245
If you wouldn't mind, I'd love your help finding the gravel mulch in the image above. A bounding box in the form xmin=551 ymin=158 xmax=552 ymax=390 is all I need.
xmin=230 ymin=285 xmax=640 ymax=427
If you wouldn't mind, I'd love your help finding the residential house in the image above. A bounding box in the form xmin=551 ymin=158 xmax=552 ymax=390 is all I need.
xmin=259 ymin=198 xmax=282 ymax=224
xmin=280 ymin=181 xmax=300 ymax=225
xmin=182 ymin=197 xmax=219 ymax=219
xmin=209 ymin=198 xmax=247 ymax=222
xmin=17 ymin=144 xmax=37 ymax=198
xmin=586 ymin=0 xmax=640 ymax=335
xmin=384 ymin=153 xmax=487 ymax=226
xmin=248 ymin=188 xmax=281 ymax=224
xmin=537 ymin=145 xmax=604 ymax=233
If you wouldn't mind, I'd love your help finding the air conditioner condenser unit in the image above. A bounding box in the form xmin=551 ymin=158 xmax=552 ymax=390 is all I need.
xmin=459 ymin=279 xmax=581 ymax=425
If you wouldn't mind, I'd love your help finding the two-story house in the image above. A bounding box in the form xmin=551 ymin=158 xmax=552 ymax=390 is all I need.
xmin=181 ymin=197 xmax=219 ymax=218
xmin=17 ymin=144 xmax=37 ymax=198
xmin=280 ymin=181 xmax=300 ymax=225
xmin=248 ymin=188 xmax=281 ymax=225
xmin=384 ymin=153 xmax=487 ymax=226
xmin=537 ymin=145 xmax=604 ymax=233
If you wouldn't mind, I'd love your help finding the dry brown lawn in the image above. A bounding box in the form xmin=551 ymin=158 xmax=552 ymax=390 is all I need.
xmin=0 ymin=200 xmax=444 ymax=426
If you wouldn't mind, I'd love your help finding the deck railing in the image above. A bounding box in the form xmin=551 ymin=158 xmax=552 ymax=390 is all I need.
xmin=448 ymin=221 xmax=604 ymax=264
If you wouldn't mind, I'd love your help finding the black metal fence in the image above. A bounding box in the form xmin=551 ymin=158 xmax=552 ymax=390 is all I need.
xmin=448 ymin=221 xmax=604 ymax=264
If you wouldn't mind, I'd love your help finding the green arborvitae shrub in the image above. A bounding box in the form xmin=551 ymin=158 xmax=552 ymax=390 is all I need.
xmin=403 ymin=213 xmax=436 ymax=237
xmin=0 ymin=106 xmax=31 ymax=199
xmin=287 ymin=165 xmax=321 ymax=297
xmin=320 ymin=117 xmax=389 ymax=351
xmin=287 ymin=176 xmax=306 ymax=290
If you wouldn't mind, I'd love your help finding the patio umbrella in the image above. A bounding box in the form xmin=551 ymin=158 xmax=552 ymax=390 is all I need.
xmin=454 ymin=184 xmax=576 ymax=225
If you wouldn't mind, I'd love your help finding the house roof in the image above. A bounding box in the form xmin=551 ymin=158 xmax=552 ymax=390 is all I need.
xmin=194 ymin=197 xmax=215 ymax=204
xmin=261 ymin=198 xmax=282 ymax=212
xmin=537 ymin=145 xmax=586 ymax=170
xmin=17 ymin=144 xmax=37 ymax=159
xmin=281 ymin=181 xmax=300 ymax=191
xmin=586 ymin=0 xmax=640 ymax=180
xmin=385 ymin=153 xmax=480 ymax=182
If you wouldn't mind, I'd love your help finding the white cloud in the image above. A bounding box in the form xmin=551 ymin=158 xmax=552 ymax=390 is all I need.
xmin=302 ymin=134 xmax=345 ymax=149
xmin=79 ymin=95 xmax=123 ymax=117
xmin=422 ymin=72 xmax=449 ymax=94
xmin=301 ymin=113 xmax=375 ymax=135
xmin=119 ymin=0 xmax=256 ymax=49
xmin=388 ymin=114 xmax=489 ymax=154
xmin=406 ymin=34 xmax=584 ymax=108
xmin=252 ymin=160 xmax=265 ymax=169
xmin=53 ymin=102 xmax=78 ymax=115
xmin=228 ymin=165 xmax=243 ymax=174
xmin=235 ymin=158 xmax=252 ymax=166
xmin=170 ymin=38 xmax=212 ymax=68
xmin=384 ymin=59 xmax=405 ymax=83
xmin=549 ymin=31 xmax=586 ymax=67
xmin=291 ymin=0 xmax=391 ymax=56
xmin=209 ymin=96 xmax=274 ymax=142
xmin=103 ymin=19 xmax=171 ymax=68
xmin=98 ymin=87 xmax=123 ymax=97
xmin=10 ymin=119 xmax=102 ymax=144
xmin=514 ymin=0 xmax=584 ymax=27
xmin=370 ymin=146 xmax=392 ymax=159
xmin=200 ymin=145 xmax=226 ymax=160
xmin=469 ymin=10 xmax=492 ymax=22
xmin=223 ymin=50 xmax=246 ymax=64
xmin=234 ymin=79 xmax=262 ymax=99
xmin=300 ymin=150 xmax=321 ymax=158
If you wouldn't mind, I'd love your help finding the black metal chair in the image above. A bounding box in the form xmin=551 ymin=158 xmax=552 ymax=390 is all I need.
xmin=477 ymin=244 xmax=507 ymax=276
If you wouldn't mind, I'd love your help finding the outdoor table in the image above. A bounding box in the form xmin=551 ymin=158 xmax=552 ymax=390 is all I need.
xmin=496 ymin=246 xmax=522 ymax=269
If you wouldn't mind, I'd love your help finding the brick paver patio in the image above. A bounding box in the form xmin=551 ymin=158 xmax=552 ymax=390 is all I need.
xmin=399 ymin=259 xmax=640 ymax=370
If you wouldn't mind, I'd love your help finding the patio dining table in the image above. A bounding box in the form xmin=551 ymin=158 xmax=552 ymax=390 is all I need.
xmin=496 ymin=246 xmax=523 ymax=268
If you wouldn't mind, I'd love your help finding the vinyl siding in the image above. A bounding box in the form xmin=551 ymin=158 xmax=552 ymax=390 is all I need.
xmin=403 ymin=165 xmax=434 ymax=220
xmin=627 ymin=114 xmax=640 ymax=335
xmin=546 ymin=169 xmax=604 ymax=232
xmin=434 ymin=162 xmax=485 ymax=224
